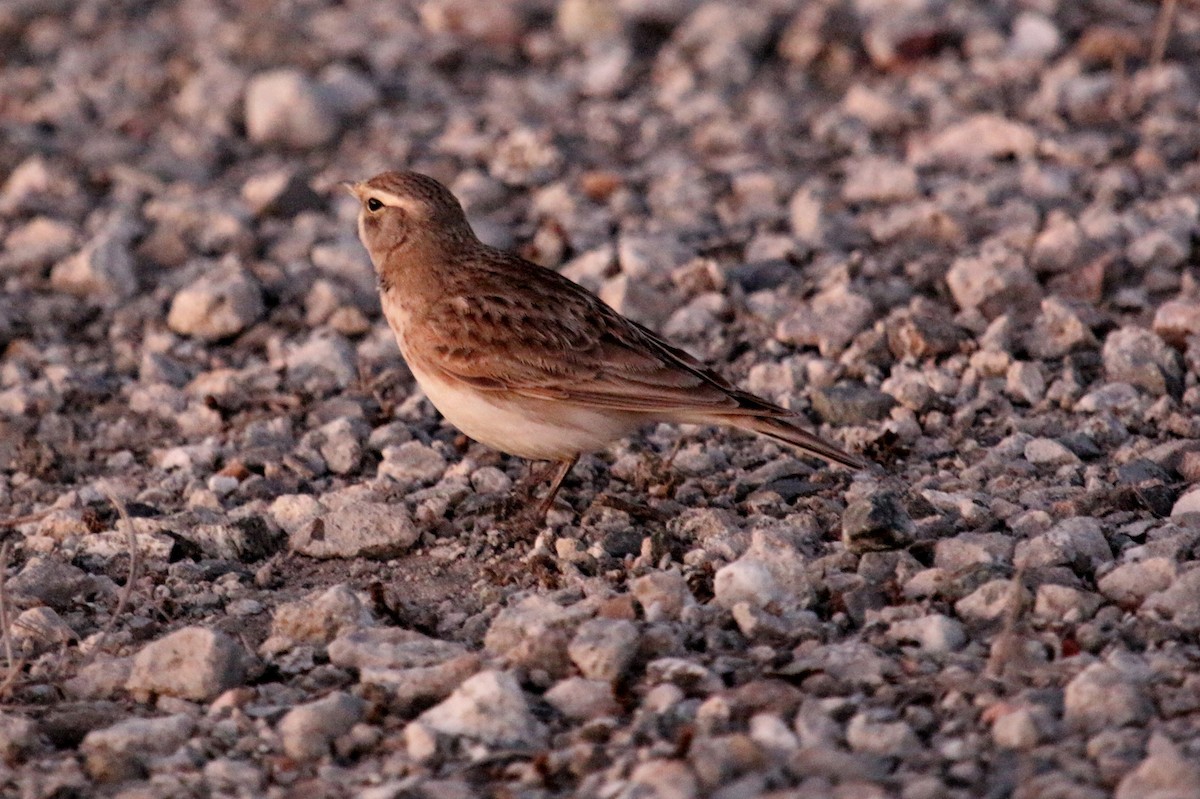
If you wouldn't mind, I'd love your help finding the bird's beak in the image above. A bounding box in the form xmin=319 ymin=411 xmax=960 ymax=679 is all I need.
xmin=341 ymin=181 xmax=363 ymax=200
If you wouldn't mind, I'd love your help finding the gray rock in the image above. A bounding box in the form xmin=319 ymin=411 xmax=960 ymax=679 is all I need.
xmin=484 ymin=595 xmax=588 ymax=678
xmin=598 ymin=273 xmax=676 ymax=328
xmin=1075 ymin=382 xmax=1142 ymax=414
xmin=285 ymin=330 xmax=358 ymax=392
xmin=287 ymin=500 xmax=420 ymax=560
xmin=991 ymin=707 xmax=1043 ymax=750
xmin=788 ymin=184 xmax=828 ymax=245
xmin=1152 ymin=299 xmax=1200 ymax=347
xmin=880 ymin=367 xmax=935 ymax=411
xmin=50 ymin=213 xmax=138 ymax=300
xmin=714 ymin=530 xmax=816 ymax=613
xmin=1006 ymin=361 xmax=1046 ymax=405
xmin=0 ymin=712 xmax=40 ymax=764
xmin=1127 ymin=229 xmax=1188 ymax=271
xmin=140 ymin=351 xmax=192 ymax=387
xmin=955 ymin=580 xmax=1021 ymax=625
xmin=203 ymin=757 xmax=267 ymax=795
xmin=1031 ymin=212 xmax=1083 ymax=273
xmin=471 ymin=465 xmax=513 ymax=495
xmin=317 ymin=63 xmax=381 ymax=118
xmin=174 ymin=55 xmax=246 ymax=130
xmin=1064 ymin=662 xmax=1152 ymax=732
xmin=417 ymin=669 xmax=547 ymax=748
xmin=269 ymin=493 xmax=322 ymax=533
xmin=328 ymin=627 xmax=467 ymax=671
xmin=811 ymin=382 xmax=896 ymax=425
xmin=842 ymin=491 xmax=915 ymax=553
xmin=746 ymin=360 xmax=802 ymax=403
xmin=377 ymin=441 xmax=448 ymax=486
xmin=557 ymin=0 xmax=622 ymax=43
xmin=167 ymin=267 xmax=264 ymax=341
xmin=1014 ymin=517 xmax=1113 ymax=575
xmin=934 ymin=533 xmax=1014 ymax=572
xmin=789 ymin=641 xmax=898 ymax=689
xmin=645 ymin=657 xmax=723 ymax=695
xmin=490 ymin=127 xmax=564 ymax=187
xmin=1008 ymin=11 xmax=1062 ymax=59
xmin=568 ymin=618 xmax=639 ymax=682
xmin=842 ymin=158 xmax=918 ymax=204
xmin=314 ymin=417 xmax=367 ymax=475
xmin=1171 ymin=488 xmax=1200 ymax=521
xmin=1025 ymin=297 xmax=1097 ymax=359
xmin=662 ymin=1 xmax=775 ymax=87
xmin=80 ymin=714 xmax=194 ymax=782
xmin=245 ymin=68 xmax=340 ymax=148
xmin=277 ymin=692 xmax=365 ymax=760
xmin=662 ymin=295 xmax=720 ymax=340
xmin=559 ymin=245 xmax=615 ymax=288
xmin=173 ymin=512 xmax=284 ymax=561
xmin=261 ymin=584 xmax=372 ymax=654
xmin=1086 ymin=723 xmax=1147 ymax=783
xmin=1 ymin=216 xmax=76 ymax=274
xmin=774 ymin=285 xmax=874 ymax=355
xmin=8 ymin=558 xmax=99 ymax=611
xmin=887 ymin=614 xmax=966 ymax=654
xmin=11 ymin=606 xmax=74 ymax=656
xmin=886 ymin=310 xmax=971 ymax=360
xmin=241 ymin=169 xmax=324 ymax=217
xmin=62 ymin=657 xmax=134 ymax=700
xmin=946 ymin=244 xmax=1041 ymax=319
xmin=1142 ymin=568 xmax=1200 ymax=632
xmin=1097 ymin=558 xmax=1176 ymax=606
xmin=628 ymin=758 xmax=699 ymax=799
xmin=845 ymin=713 xmax=921 ymax=757
xmin=1102 ymin=326 xmax=1183 ymax=397
xmin=630 ymin=569 xmax=690 ymax=622
xmin=126 ymin=627 xmax=247 ymax=701
xmin=1115 ymin=732 xmax=1200 ymax=799
xmin=910 ymin=114 xmax=1038 ymax=167
xmin=544 ymin=677 xmax=622 ymax=720
xmin=617 ymin=232 xmax=690 ymax=281
xmin=1024 ymin=438 xmax=1080 ymax=467
xmin=403 ymin=720 xmax=440 ymax=763
xmin=1033 ymin=584 xmax=1102 ymax=621
xmin=749 ymin=713 xmax=800 ymax=755
xmin=361 ymin=655 xmax=482 ymax=714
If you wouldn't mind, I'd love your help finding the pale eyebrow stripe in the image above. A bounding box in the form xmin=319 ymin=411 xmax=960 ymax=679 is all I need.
xmin=366 ymin=190 xmax=422 ymax=215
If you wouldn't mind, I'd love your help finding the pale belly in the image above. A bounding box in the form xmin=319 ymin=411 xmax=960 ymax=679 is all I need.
xmin=383 ymin=302 xmax=641 ymax=461
xmin=409 ymin=361 xmax=642 ymax=461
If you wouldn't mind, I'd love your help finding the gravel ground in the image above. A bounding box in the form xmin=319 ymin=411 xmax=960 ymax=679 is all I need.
xmin=3 ymin=0 xmax=1200 ymax=797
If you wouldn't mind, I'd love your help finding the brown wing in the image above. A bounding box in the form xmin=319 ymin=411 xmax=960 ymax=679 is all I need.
xmin=417 ymin=248 xmax=791 ymax=419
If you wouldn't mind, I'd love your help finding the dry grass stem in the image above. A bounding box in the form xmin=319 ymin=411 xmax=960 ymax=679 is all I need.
xmin=82 ymin=491 xmax=141 ymax=667
xmin=1150 ymin=0 xmax=1180 ymax=71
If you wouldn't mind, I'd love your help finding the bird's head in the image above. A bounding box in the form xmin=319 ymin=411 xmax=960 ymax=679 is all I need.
xmin=346 ymin=171 xmax=475 ymax=272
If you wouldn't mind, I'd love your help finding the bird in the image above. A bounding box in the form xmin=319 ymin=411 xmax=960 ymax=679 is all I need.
xmin=347 ymin=170 xmax=870 ymax=520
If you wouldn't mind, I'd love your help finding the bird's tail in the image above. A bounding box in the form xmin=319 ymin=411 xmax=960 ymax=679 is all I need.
xmin=728 ymin=415 xmax=870 ymax=471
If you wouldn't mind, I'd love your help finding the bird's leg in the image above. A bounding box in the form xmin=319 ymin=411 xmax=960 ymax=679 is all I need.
xmin=534 ymin=454 xmax=580 ymax=520
xmin=489 ymin=456 xmax=580 ymax=547
xmin=516 ymin=460 xmax=553 ymax=499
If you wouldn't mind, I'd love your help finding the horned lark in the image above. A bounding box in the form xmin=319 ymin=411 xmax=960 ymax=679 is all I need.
xmin=349 ymin=171 xmax=870 ymax=518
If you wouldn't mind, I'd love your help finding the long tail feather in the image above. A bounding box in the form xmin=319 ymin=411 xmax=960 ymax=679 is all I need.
xmin=730 ymin=415 xmax=870 ymax=471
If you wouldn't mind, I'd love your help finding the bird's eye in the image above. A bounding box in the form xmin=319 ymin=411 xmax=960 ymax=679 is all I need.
xmin=366 ymin=197 xmax=383 ymax=212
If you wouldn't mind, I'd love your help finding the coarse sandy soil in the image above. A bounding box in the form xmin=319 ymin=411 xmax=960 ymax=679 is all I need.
xmin=3 ymin=1 xmax=1200 ymax=797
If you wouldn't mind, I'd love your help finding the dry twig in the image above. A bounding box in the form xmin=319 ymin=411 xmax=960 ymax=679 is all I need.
xmin=986 ymin=566 xmax=1030 ymax=680
xmin=1150 ymin=0 xmax=1180 ymax=72
xmin=82 ymin=491 xmax=141 ymax=667
xmin=0 ymin=543 xmax=13 ymax=676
